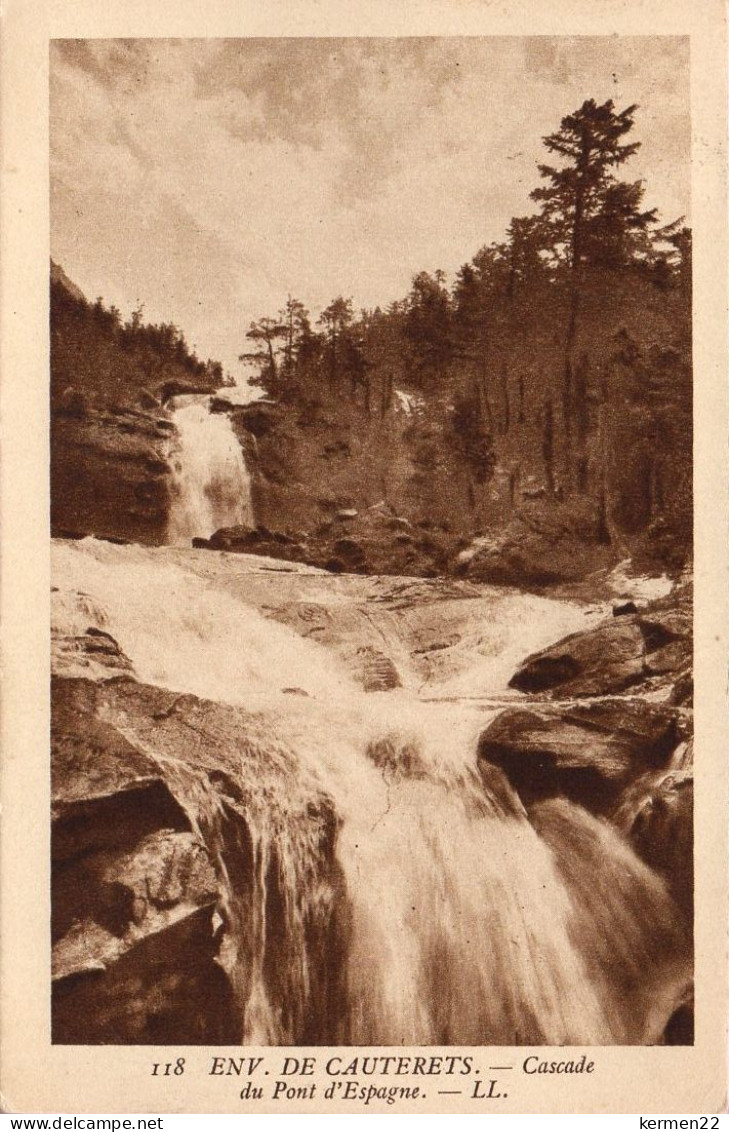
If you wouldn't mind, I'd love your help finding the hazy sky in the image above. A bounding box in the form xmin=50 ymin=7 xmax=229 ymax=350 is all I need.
xmin=51 ymin=37 xmax=690 ymax=382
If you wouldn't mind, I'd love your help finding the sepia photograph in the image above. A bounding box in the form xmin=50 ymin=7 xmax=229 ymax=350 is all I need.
xmin=47 ymin=35 xmax=696 ymax=1051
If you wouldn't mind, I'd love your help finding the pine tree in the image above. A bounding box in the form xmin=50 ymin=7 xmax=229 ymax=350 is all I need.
xmin=318 ymin=296 xmax=354 ymax=390
xmin=278 ymin=296 xmax=311 ymax=386
xmin=530 ymin=99 xmax=651 ymax=273
xmin=530 ymin=99 xmax=657 ymax=490
xmin=404 ymin=270 xmax=453 ymax=393
xmin=239 ymin=317 xmax=287 ymax=394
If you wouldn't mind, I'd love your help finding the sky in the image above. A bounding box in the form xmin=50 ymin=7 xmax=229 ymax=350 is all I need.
xmin=50 ymin=36 xmax=690 ymax=383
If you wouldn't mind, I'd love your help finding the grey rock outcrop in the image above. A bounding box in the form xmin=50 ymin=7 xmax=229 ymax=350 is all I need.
xmin=477 ymin=700 xmax=682 ymax=814
xmin=509 ymin=586 xmax=691 ymax=699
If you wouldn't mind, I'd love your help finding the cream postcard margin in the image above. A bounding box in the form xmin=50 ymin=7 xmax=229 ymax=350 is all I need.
xmin=1 ymin=0 xmax=727 ymax=1115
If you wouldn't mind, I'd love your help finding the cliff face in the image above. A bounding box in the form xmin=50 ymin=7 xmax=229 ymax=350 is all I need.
xmin=224 ymin=397 xmax=472 ymax=538
xmin=50 ymin=264 xmax=218 ymax=543
xmin=52 ymin=676 xmax=240 ymax=1045
xmin=52 ymin=406 xmax=176 ymax=544
xmin=203 ymin=396 xmax=618 ymax=584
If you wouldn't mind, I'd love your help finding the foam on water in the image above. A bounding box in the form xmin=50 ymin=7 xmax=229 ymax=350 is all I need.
xmin=53 ymin=537 xmax=689 ymax=1045
xmin=167 ymin=395 xmax=253 ymax=545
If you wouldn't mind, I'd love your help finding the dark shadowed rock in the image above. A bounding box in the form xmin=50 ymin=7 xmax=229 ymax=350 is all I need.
xmin=664 ymin=999 xmax=694 ymax=1045
xmin=236 ymin=401 xmax=280 ymax=437
xmin=52 ymin=904 xmax=238 ymax=1045
xmin=138 ymin=388 xmax=161 ymax=410
xmin=645 ymin=641 xmax=687 ymax=676
xmin=204 ymin=523 xmax=258 ymax=549
xmin=160 ymin=380 xmax=212 ymax=405
xmin=356 ymin=646 xmax=402 ymax=692
xmin=202 ymin=506 xmax=453 ymax=578
xmin=614 ymin=770 xmax=693 ymax=919
xmin=202 ymin=526 xmax=312 ymax=565
xmin=52 ymin=678 xmax=236 ymax=1043
xmin=477 ymin=700 xmax=681 ymax=814
xmin=332 ymin=537 xmax=366 ymax=567
xmin=58 ymin=386 xmax=88 ymax=419
xmin=51 ymin=671 xmax=345 ymax=1045
xmin=366 ymin=736 xmax=427 ymax=780
xmin=209 ymin=396 xmax=236 ymax=414
xmin=613 ymin=600 xmax=639 ymax=616
xmin=509 ymin=618 xmax=647 ymax=695
xmin=670 ymin=668 xmax=693 ymax=706
xmin=53 ymin=828 xmax=219 ymax=970
xmin=509 ymin=592 xmax=691 ymax=698
xmin=52 ymin=616 xmax=135 ymax=680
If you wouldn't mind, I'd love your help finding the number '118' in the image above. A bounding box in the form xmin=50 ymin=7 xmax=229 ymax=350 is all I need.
xmin=151 ymin=1058 xmax=186 ymax=1076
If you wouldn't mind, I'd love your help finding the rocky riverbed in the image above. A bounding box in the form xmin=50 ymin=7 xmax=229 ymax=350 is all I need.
xmin=51 ymin=538 xmax=693 ymax=1045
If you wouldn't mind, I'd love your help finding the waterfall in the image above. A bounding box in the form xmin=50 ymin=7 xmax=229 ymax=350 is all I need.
xmin=52 ymin=538 xmax=691 ymax=1046
xmin=167 ymin=394 xmax=253 ymax=545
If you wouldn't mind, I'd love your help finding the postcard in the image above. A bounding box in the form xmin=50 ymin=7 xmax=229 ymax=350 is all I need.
xmin=1 ymin=0 xmax=726 ymax=1115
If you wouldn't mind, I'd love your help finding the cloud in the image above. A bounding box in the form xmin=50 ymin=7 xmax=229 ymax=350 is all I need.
xmin=50 ymin=36 xmax=690 ymax=382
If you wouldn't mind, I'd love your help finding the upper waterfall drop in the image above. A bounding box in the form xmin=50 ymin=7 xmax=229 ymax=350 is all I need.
xmin=166 ymin=394 xmax=253 ymax=546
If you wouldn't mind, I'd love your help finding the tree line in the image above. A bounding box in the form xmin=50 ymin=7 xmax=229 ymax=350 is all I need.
xmin=51 ymin=281 xmax=226 ymax=410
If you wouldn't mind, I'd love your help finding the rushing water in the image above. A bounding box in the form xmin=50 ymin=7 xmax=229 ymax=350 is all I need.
xmin=167 ymin=394 xmax=253 ymax=545
xmin=53 ymin=537 xmax=691 ymax=1046
xmin=52 ymin=370 xmax=690 ymax=1046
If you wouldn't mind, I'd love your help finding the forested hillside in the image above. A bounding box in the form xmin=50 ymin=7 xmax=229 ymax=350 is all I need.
xmin=51 ymin=261 xmax=225 ymax=412
xmin=235 ymin=100 xmax=691 ymax=580
xmin=50 ymin=99 xmax=692 ymax=580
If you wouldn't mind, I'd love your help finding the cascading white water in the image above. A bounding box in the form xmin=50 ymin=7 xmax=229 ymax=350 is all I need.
xmin=167 ymin=395 xmax=253 ymax=545
xmin=53 ymin=538 xmax=691 ymax=1046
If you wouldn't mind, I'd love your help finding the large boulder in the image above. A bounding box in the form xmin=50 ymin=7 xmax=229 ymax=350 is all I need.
xmin=52 ymin=828 xmax=233 ymax=1045
xmin=509 ymin=617 xmax=647 ymax=695
xmin=509 ymin=590 xmax=691 ymax=698
xmin=477 ymin=700 xmax=682 ymax=814
xmin=52 ymin=614 xmax=135 ymax=680
xmin=51 ymin=672 xmax=347 ymax=1045
xmin=201 ymin=524 xmax=310 ymax=565
xmin=52 ymin=677 xmax=238 ymax=1043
